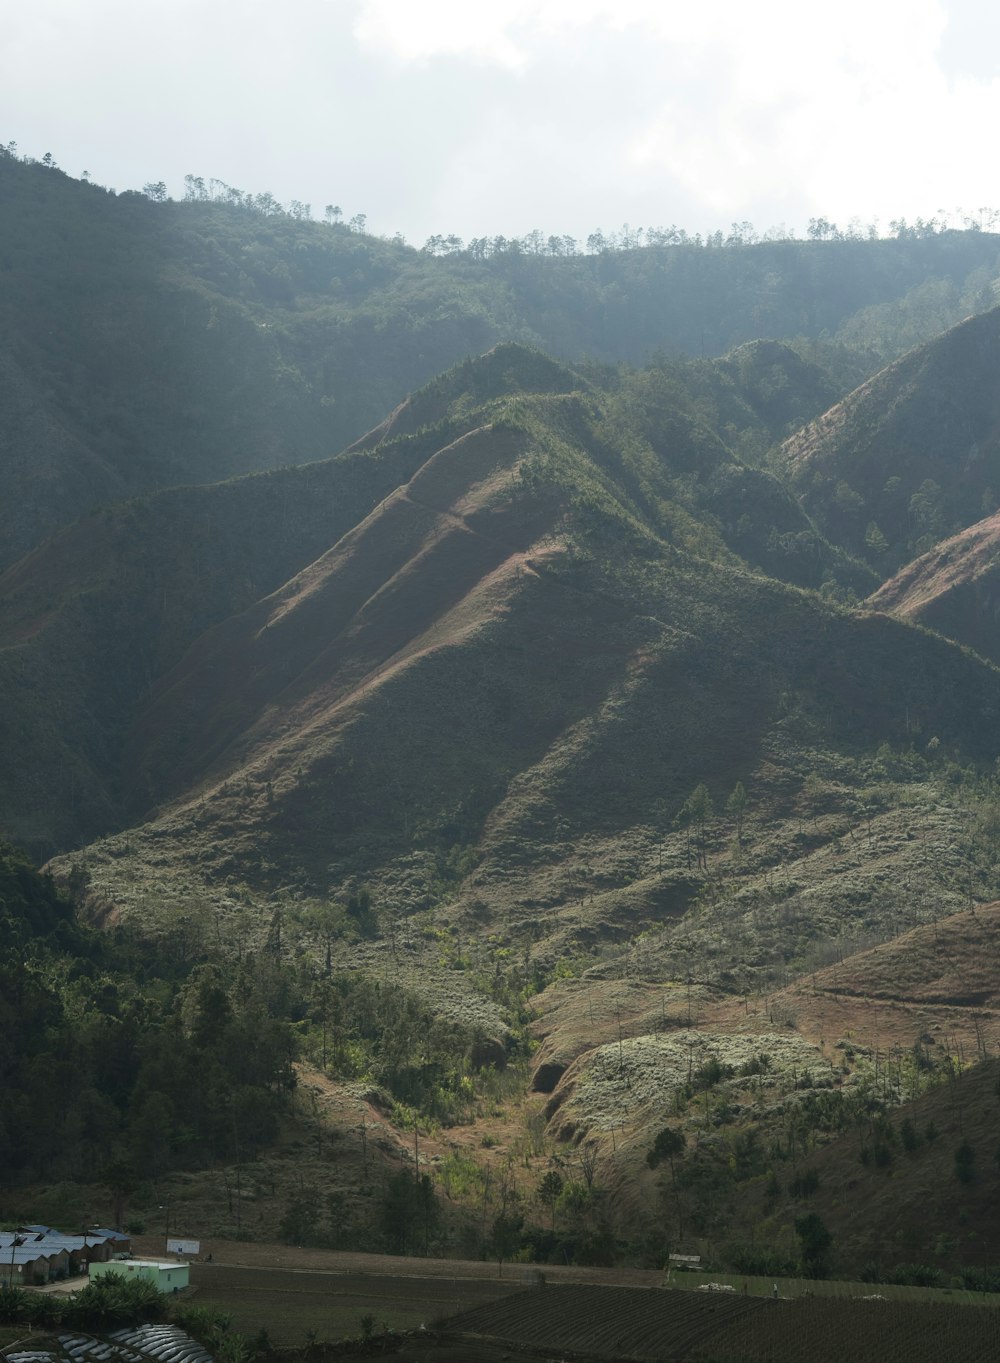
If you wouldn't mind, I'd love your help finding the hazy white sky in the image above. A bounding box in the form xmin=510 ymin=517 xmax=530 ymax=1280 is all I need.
xmin=3 ymin=0 xmax=999 ymax=244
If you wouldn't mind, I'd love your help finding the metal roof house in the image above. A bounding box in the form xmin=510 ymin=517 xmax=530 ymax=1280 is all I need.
xmin=89 ymin=1259 xmax=190 ymax=1293
xmin=0 ymin=1245 xmax=69 ymax=1285
xmin=1 ymin=1227 xmax=121 ymax=1279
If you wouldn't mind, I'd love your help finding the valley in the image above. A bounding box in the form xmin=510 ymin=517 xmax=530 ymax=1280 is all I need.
xmin=5 ymin=149 xmax=1000 ymax=1310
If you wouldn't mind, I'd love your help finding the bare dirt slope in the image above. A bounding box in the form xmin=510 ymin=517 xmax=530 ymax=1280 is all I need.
xmin=866 ymin=512 xmax=1000 ymax=663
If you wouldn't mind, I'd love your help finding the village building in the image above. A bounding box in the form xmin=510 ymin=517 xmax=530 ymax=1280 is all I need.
xmin=88 ymin=1259 xmax=189 ymax=1293
xmin=0 ymin=1227 xmax=126 ymax=1282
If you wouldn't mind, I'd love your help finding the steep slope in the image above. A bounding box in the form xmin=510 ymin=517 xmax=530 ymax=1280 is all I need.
xmin=51 ymin=383 xmax=1000 ymax=962
xmin=783 ymin=307 xmax=1000 ymax=571
xmin=762 ymin=1056 xmax=1000 ymax=1273
xmin=5 ymin=149 xmax=1000 ymax=568
xmin=0 ymin=344 xmax=863 ymax=856
xmin=10 ymin=342 xmax=1000 ymax=1274
xmin=528 ymin=906 xmax=1000 ymax=1271
xmin=0 ymin=438 xmax=439 ymax=853
xmin=866 ymin=511 xmax=1000 ymax=664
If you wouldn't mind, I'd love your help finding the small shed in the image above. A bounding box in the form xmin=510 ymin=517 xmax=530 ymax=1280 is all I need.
xmin=89 ymin=1259 xmax=190 ymax=1293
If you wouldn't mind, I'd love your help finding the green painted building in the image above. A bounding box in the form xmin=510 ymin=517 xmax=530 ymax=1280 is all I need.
xmin=89 ymin=1259 xmax=189 ymax=1293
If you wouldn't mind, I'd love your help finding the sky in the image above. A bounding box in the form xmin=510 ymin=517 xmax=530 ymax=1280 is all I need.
xmin=3 ymin=0 xmax=1000 ymax=246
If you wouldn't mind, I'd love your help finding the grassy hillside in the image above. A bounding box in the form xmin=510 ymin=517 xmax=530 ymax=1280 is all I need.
xmin=0 ymin=344 xmax=869 ymax=857
xmin=784 ymin=308 xmax=1000 ymax=571
xmin=7 ymin=236 xmax=1000 ymax=1279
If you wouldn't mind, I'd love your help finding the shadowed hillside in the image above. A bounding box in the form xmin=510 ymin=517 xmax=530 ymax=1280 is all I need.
xmin=783 ymin=308 xmax=1000 ymax=571
xmin=0 ymin=345 xmax=867 ymax=856
xmin=5 ymin=147 xmax=1000 ymax=568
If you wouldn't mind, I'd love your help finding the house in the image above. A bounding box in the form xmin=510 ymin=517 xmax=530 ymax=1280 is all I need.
xmin=2 ymin=1227 xmax=120 ymax=1279
xmin=0 ymin=1245 xmax=59 ymax=1286
xmin=89 ymin=1259 xmax=189 ymax=1293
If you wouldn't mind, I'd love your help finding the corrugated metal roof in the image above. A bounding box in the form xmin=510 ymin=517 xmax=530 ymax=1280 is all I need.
xmin=3 ymin=1246 xmax=55 ymax=1263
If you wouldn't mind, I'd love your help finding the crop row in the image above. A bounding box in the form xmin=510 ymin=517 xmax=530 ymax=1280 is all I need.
xmin=451 ymin=1286 xmax=1000 ymax=1363
xmin=450 ymin=1284 xmax=764 ymax=1358
xmin=698 ymin=1297 xmax=1000 ymax=1363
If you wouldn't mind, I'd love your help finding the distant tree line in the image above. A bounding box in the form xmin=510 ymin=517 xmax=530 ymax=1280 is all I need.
xmin=5 ymin=136 xmax=998 ymax=255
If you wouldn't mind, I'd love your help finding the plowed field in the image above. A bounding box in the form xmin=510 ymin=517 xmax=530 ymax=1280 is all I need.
xmin=449 ymin=1283 xmax=764 ymax=1358
xmin=699 ymin=1294 xmax=1000 ymax=1363
xmin=448 ymin=1284 xmax=1000 ymax=1363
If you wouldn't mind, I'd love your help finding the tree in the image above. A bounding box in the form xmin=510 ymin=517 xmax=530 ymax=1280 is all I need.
xmin=490 ymin=1210 xmax=523 ymax=1277
xmin=99 ymin=1160 xmax=138 ymax=1229
xmin=864 ymin=521 xmax=889 ymax=556
xmin=647 ymin=1127 xmax=685 ymax=1187
xmin=725 ymin=782 xmax=748 ymax=850
xmin=537 ymin=1171 xmax=563 ymax=1230
xmin=909 ymin=478 xmax=946 ymax=548
xmin=142 ymin=182 xmax=168 ymax=202
xmin=647 ymin=1128 xmax=686 ymax=1241
xmin=379 ymin=1170 xmax=437 ymax=1255
xmin=795 ymin=1212 xmax=832 ymax=1278
xmin=681 ymin=784 xmax=714 ymax=870
xmin=955 ymin=1141 xmax=976 ymax=1184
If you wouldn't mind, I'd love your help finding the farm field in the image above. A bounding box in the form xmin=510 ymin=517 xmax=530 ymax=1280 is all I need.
xmin=698 ymin=1294 xmax=1000 ymax=1363
xmin=669 ymin=1270 xmax=1000 ymax=1308
xmin=448 ymin=1284 xmax=765 ymax=1358
xmin=187 ymin=1264 xmax=518 ymax=1345
xmin=447 ymin=1283 xmax=1000 ymax=1363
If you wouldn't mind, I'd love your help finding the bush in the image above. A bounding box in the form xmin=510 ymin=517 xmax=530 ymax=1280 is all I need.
xmin=961 ymin=1265 xmax=1000 ymax=1294
xmin=789 ymin=1169 xmax=820 ymax=1197
xmin=63 ymin=1272 xmax=165 ymax=1328
xmin=23 ymin=1293 xmax=61 ymax=1327
xmin=795 ymin=1212 xmax=832 ymax=1279
xmin=955 ymin=1141 xmax=976 ymax=1184
xmin=900 ymin=1118 xmax=921 ymax=1152
xmin=0 ymin=1286 xmax=30 ymax=1323
xmin=724 ymin=1242 xmax=797 ymax=1277
xmin=886 ymin=1263 xmax=946 ymax=1288
xmin=173 ymin=1304 xmax=235 ymax=1343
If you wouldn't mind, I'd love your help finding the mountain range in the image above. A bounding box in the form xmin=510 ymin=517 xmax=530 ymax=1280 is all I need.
xmin=5 ymin=148 xmax=1000 ymax=1279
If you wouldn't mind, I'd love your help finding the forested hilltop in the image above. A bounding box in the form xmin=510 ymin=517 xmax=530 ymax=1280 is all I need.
xmin=2 ymin=145 xmax=999 ymax=566
xmin=8 ymin=145 xmax=1000 ymax=1285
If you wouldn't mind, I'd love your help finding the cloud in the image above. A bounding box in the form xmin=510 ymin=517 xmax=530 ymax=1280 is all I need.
xmin=351 ymin=0 xmax=1000 ymax=231
xmin=3 ymin=0 xmax=999 ymax=242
